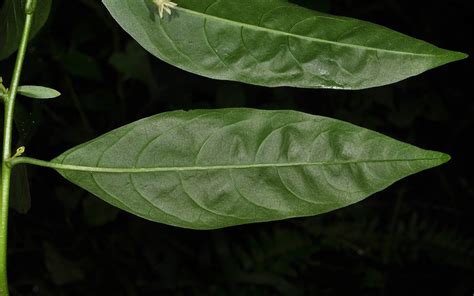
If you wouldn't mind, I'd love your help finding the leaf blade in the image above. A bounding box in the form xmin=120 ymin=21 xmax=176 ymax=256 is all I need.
xmin=53 ymin=109 xmax=449 ymax=229
xmin=102 ymin=0 xmax=466 ymax=89
xmin=17 ymin=85 xmax=61 ymax=99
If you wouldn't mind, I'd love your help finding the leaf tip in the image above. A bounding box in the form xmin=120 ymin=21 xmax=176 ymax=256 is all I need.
xmin=453 ymin=51 xmax=469 ymax=61
xmin=442 ymin=50 xmax=469 ymax=64
xmin=439 ymin=153 xmax=451 ymax=164
xmin=427 ymin=151 xmax=451 ymax=168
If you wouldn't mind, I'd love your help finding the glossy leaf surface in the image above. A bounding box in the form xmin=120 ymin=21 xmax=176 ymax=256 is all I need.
xmin=0 ymin=0 xmax=52 ymax=60
xmin=18 ymin=85 xmax=61 ymax=99
xmin=102 ymin=0 xmax=466 ymax=89
xmin=53 ymin=109 xmax=449 ymax=229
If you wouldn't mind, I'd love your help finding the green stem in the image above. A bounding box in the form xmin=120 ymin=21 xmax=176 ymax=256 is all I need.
xmin=0 ymin=1 xmax=36 ymax=294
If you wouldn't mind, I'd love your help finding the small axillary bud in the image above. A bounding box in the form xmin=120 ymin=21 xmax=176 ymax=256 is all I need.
xmin=0 ymin=77 xmax=7 ymax=103
xmin=12 ymin=146 xmax=26 ymax=159
xmin=25 ymin=0 xmax=37 ymax=15
xmin=0 ymin=77 xmax=6 ymax=93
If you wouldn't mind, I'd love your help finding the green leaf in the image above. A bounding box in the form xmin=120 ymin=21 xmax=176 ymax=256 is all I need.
xmin=0 ymin=0 xmax=52 ymax=61
xmin=17 ymin=85 xmax=61 ymax=99
xmin=52 ymin=109 xmax=450 ymax=229
xmin=102 ymin=0 xmax=466 ymax=90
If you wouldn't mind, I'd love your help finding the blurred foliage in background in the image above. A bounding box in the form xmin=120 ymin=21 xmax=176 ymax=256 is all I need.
xmin=1 ymin=0 xmax=473 ymax=295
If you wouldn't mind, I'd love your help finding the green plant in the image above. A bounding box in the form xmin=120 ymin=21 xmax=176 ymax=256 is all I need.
xmin=0 ymin=0 xmax=467 ymax=294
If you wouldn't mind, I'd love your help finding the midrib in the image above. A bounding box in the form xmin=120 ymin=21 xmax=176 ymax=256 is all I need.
xmin=175 ymin=6 xmax=436 ymax=58
xmin=11 ymin=156 xmax=444 ymax=173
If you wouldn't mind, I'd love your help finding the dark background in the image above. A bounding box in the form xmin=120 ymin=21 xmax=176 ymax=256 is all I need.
xmin=1 ymin=0 xmax=473 ymax=295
